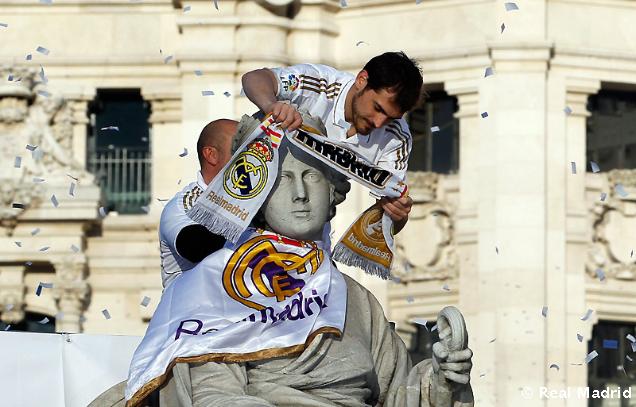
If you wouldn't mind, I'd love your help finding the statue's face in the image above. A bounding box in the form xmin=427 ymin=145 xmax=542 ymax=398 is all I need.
xmin=262 ymin=147 xmax=333 ymax=241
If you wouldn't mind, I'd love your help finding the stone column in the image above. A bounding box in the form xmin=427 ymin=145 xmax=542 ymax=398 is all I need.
xmin=0 ymin=265 xmax=26 ymax=324
xmin=66 ymin=90 xmax=95 ymax=168
xmin=52 ymin=258 xmax=89 ymax=333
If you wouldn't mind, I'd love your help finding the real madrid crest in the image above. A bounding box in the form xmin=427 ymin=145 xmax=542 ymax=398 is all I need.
xmin=223 ymin=138 xmax=274 ymax=200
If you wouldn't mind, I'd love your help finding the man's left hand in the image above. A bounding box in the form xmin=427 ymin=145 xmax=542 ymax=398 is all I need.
xmin=379 ymin=196 xmax=412 ymax=223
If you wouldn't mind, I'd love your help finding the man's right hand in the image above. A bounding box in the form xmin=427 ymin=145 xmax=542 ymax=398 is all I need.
xmin=266 ymin=101 xmax=303 ymax=131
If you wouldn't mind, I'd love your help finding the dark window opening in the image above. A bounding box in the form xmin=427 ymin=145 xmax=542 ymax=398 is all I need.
xmin=587 ymin=89 xmax=636 ymax=172
xmin=87 ymin=89 xmax=152 ymax=214
xmin=407 ymin=90 xmax=459 ymax=174
xmin=588 ymin=320 xmax=636 ymax=407
xmin=409 ymin=321 xmax=439 ymax=365
xmin=0 ymin=311 xmax=56 ymax=333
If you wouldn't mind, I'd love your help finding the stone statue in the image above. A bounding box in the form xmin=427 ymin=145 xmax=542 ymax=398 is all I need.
xmin=91 ymin=127 xmax=474 ymax=406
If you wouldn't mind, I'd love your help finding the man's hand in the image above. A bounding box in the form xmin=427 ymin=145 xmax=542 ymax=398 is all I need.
xmin=266 ymin=101 xmax=303 ymax=131
xmin=379 ymin=195 xmax=412 ymax=234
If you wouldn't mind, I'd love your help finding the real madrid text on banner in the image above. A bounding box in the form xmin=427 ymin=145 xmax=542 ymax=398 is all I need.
xmin=124 ymin=229 xmax=347 ymax=406
xmin=187 ymin=115 xmax=284 ymax=242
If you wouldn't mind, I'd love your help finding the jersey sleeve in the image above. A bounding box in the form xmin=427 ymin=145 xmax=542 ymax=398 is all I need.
xmin=159 ymin=194 xmax=197 ymax=258
xmin=269 ymin=63 xmax=335 ymax=111
xmin=381 ymin=120 xmax=413 ymax=182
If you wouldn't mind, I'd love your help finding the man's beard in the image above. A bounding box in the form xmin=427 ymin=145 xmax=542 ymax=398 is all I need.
xmin=351 ymin=90 xmax=371 ymax=135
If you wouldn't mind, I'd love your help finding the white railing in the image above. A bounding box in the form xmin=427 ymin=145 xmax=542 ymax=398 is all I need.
xmin=88 ymin=147 xmax=151 ymax=214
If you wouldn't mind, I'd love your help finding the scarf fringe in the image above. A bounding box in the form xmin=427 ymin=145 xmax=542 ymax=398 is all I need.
xmin=333 ymin=243 xmax=391 ymax=280
xmin=186 ymin=205 xmax=244 ymax=243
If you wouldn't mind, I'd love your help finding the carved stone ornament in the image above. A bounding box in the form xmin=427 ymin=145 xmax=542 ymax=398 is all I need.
xmin=52 ymin=257 xmax=90 ymax=309
xmin=586 ymin=169 xmax=636 ymax=280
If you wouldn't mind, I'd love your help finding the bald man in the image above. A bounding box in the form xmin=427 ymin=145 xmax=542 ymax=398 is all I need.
xmin=159 ymin=119 xmax=238 ymax=289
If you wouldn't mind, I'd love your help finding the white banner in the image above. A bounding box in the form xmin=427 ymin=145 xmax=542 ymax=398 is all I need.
xmin=0 ymin=331 xmax=141 ymax=407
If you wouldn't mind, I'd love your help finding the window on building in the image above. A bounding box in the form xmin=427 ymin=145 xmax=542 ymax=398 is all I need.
xmin=87 ymin=89 xmax=152 ymax=215
xmin=409 ymin=321 xmax=439 ymax=365
xmin=0 ymin=311 xmax=56 ymax=333
xmin=406 ymin=90 xmax=459 ymax=174
xmin=587 ymin=320 xmax=636 ymax=406
xmin=587 ymin=89 xmax=636 ymax=172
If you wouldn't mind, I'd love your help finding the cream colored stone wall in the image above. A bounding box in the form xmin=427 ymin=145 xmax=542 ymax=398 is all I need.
xmin=2 ymin=0 xmax=636 ymax=405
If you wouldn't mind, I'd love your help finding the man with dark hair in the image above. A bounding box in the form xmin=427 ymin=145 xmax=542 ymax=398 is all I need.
xmin=158 ymin=119 xmax=237 ymax=289
xmin=241 ymin=51 xmax=423 ymax=233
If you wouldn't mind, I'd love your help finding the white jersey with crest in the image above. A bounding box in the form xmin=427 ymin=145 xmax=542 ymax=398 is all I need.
xmin=270 ymin=63 xmax=412 ymax=181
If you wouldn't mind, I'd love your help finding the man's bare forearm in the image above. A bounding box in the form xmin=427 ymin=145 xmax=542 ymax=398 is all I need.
xmin=241 ymin=69 xmax=278 ymax=113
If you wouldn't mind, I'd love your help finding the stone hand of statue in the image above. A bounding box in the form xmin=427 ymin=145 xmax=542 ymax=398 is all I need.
xmin=379 ymin=196 xmax=413 ymax=223
xmin=432 ymin=340 xmax=473 ymax=389
xmin=266 ymin=101 xmax=303 ymax=131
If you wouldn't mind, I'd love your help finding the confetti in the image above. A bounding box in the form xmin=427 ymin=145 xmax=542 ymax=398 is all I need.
xmin=14 ymin=241 xmax=22 ymax=247
xmin=570 ymin=162 xmax=576 ymax=174
xmin=223 ymin=91 xmax=231 ymax=97
xmin=51 ymin=194 xmax=59 ymax=208
xmin=14 ymin=156 xmax=21 ymax=168
xmin=411 ymin=318 xmax=428 ymax=330
xmin=500 ymin=23 xmax=506 ymax=33
xmin=39 ymin=0 xmax=52 ymax=4
xmin=25 ymin=54 xmax=32 ymax=61
xmin=8 ymin=74 xmax=13 ymax=81
xmin=442 ymin=284 xmax=450 ymax=291
xmin=201 ymin=90 xmax=215 ymax=96
xmin=580 ymin=309 xmax=594 ymax=321
xmin=599 ymin=192 xmax=607 ymax=202
xmin=99 ymin=206 xmax=107 ymax=217
xmin=481 ymin=112 xmax=488 ymax=118
xmin=495 ymin=246 xmax=499 ymax=254
xmin=183 ymin=5 xmax=191 ymax=12
xmin=33 ymin=177 xmax=45 ymax=183
xmin=79 ymin=315 xmax=86 ymax=324
xmin=340 ymin=0 xmax=347 ymax=7
xmin=430 ymin=126 xmax=440 ymax=133
xmin=5 ymin=304 xmax=13 ymax=311
xmin=25 ymin=261 xmax=32 ymax=266
xmin=179 ymin=148 xmax=188 ymax=157
xmin=38 ymin=317 xmax=50 ymax=324
xmin=70 ymin=244 xmax=80 ymax=253
xmin=3 ymin=325 xmax=10 ymax=331
xmin=590 ymin=161 xmax=600 ymax=173
xmin=489 ymin=338 xmax=496 ymax=343
xmin=549 ymin=363 xmax=559 ymax=371
xmin=32 ymin=148 xmax=44 ymax=160
xmin=595 ymin=268 xmax=606 ymax=282
xmin=100 ymin=126 xmax=119 ymax=131
xmin=627 ymin=355 xmax=633 ymax=362
xmin=55 ymin=311 xmax=64 ymax=320
xmin=504 ymin=2 xmax=519 ymax=11
xmin=213 ymin=0 xmax=218 ymax=10
xmin=406 ymin=296 xmax=414 ymax=303
xmin=615 ymin=184 xmax=628 ymax=198
xmin=141 ymin=296 xmax=151 ymax=307
xmin=564 ymin=106 xmax=572 ymax=115
xmin=36 ymin=282 xmax=53 ymax=296
xmin=67 ymin=173 xmax=79 ymax=182
xmin=0 ymin=22 xmax=7 ymax=28
xmin=628 ymin=334 xmax=636 ymax=343
xmin=542 ymin=306 xmax=548 ymax=317
xmin=356 ymin=41 xmax=369 ymax=47
xmin=36 ymin=46 xmax=50 ymax=56
xmin=431 ymin=324 xmax=438 ymax=332
xmin=31 ymin=228 xmax=40 ymax=236
xmin=40 ymin=65 xmax=48 ymax=83
xmin=585 ymin=350 xmax=598 ymax=364
xmin=141 ymin=205 xmax=150 ymax=213
xmin=177 ymin=179 xmax=182 ymax=184
xmin=164 ymin=55 xmax=173 ymax=64
xmin=69 ymin=182 xmax=76 ymax=197
xmin=630 ymin=249 xmax=633 ymax=258
xmin=603 ymin=339 xmax=618 ymax=349
xmin=26 ymin=144 xmax=37 ymax=151
xmin=37 ymin=90 xmax=50 ymax=98
xmin=12 ymin=203 xmax=25 ymax=209
xmin=484 ymin=67 xmax=494 ymax=77
xmin=102 ymin=309 xmax=111 ymax=319
xmin=39 ymin=246 xmax=50 ymax=252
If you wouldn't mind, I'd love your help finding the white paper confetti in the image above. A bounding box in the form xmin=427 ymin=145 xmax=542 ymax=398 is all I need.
xmin=577 ymin=333 xmax=583 ymax=342
xmin=141 ymin=296 xmax=151 ymax=307
xmin=626 ymin=334 xmax=635 ymax=343
xmin=4 ymin=325 xmax=10 ymax=331
xmin=0 ymin=22 xmax=8 ymax=28
xmin=201 ymin=90 xmax=215 ymax=96
xmin=570 ymin=161 xmax=576 ymax=174
xmin=141 ymin=205 xmax=150 ymax=213
xmin=430 ymin=126 xmax=440 ymax=133
xmin=627 ymin=355 xmax=633 ymax=362
xmin=31 ymin=228 xmax=40 ymax=236
xmin=14 ymin=156 xmax=21 ymax=168
xmin=179 ymin=148 xmax=188 ymax=157
xmin=585 ymin=350 xmax=598 ymax=364
xmin=580 ymin=309 xmax=594 ymax=321
xmin=595 ymin=268 xmax=606 ymax=282
xmin=406 ymin=296 xmax=414 ymax=303
xmin=69 ymin=182 xmax=76 ymax=197
xmin=340 ymin=0 xmax=347 ymax=7
xmin=70 ymin=244 xmax=80 ymax=253
xmin=5 ymin=304 xmax=13 ymax=311
xmin=504 ymin=2 xmax=519 ymax=11
xmin=26 ymin=144 xmax=37 ymax=151
xmin=164 ymin=55 xmax=173 ymax=64
xmin=100 ymin=126 xmax=119 ymax=131
xmin=177 ymin=179 xmax=182 ymax=184
xmin=442 ymin=284 xmax=450 ymax=291
xmin=590 ymin=161 xmax=600 ymax=173
xmin=500 ymin=23 xmax=506 ymax=33
xmin=51 ymin=194 xmax=59 ymax=207
xmin=36 ymin=46 xmax=50 ymax=56
xmin=32 ymin=148 xmax=44 ymax=161
xmin=481 ymin=112 xmax=488 ymax=118
xmin=39 ymin=246 xmax=50 ymax=252
xmin=37 ymin=90 xmax=50 ymax=98
xmin=102 ymin=309 xmax=111 ymax=319
xmin=564 ymin=106 xmax=572 ymax=115
xmin=213 ymin=0 xmax=218 ymax=10
xmin=223 ymin=91 xmax=231 ymax=97
xmin=600 ymin=192 xmax=607 ymax=202
xmin=183 ymin=5 xmax=191 ymax=12
xmin=431 ymin=324 xmax=438 ymax=332
xmin=615 ymin=184 xmax=628 ymax=198
xmin=194 ymin=70 xmax=203 ymax=76
xmin=33 ymin=177 xmax=45 ymax=183
xmin=484 ymin=67 xmax=494 ymax=77
xmin=67 ymin=173 xmax=79 ymax=182
xmin=495 ymin=246 xmax=499 ymax=254
xmin=25 ymin=261 xmax=32 ymax=266
xmin=25 ymin=54 xmax=32 ymax=61
xmin=542 ymin=306 xmax=548 ymax=317
xmin=38 ymin=317 xmax=50 ymax=324
xmin=356 ymin=41 xmax=369 ymax=47
xmin=14 ymin=241 xmax=22 ymax=247
xmin=99 ymin=206 xmax=107 ymax=217
xmin=8 ymin=74 xmax=14 ymax=81
xmin=489 ymin=338 xmax=496 ymax=343
xmin=411 ymin=318 xmax=428 ymax=330
xmin=39 ymin=0 xmax=52 ymax=4
xmin=39 ymin=66 xmax=47 ymax=84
